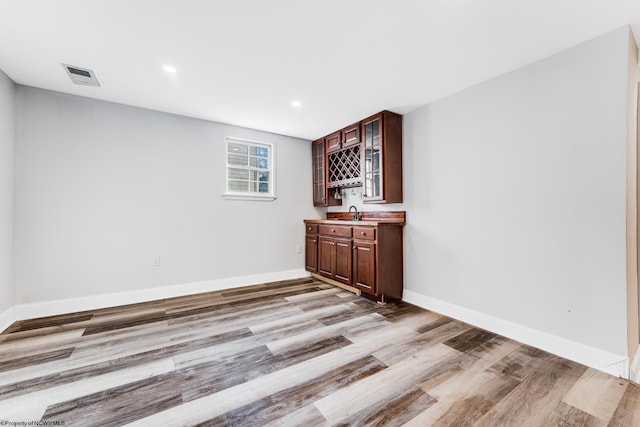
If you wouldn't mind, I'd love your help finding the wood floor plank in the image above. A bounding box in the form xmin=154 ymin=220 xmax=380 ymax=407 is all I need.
xmin=405 ymin=337 xmax=523 ymax=426
xmin=0 ymin=347 xmax=75 ymax=372
xmin=562 ymin=368 xmax=628 ymax=423
xmin=179 ymin=345 xmax=276 ymax=402
xmin=3 ymin=313 xmax=93 ymax=334
xmin=0 ymin=327 xmax=253 ymax=398
xmin=248 ymin=303 xmax=351 ymax=335
xmin=260 ymin=404 xmax=331 ymax=427
xmin=313 ymin=343 xmax=460 ymax=424
xmin=0 ymin=329 xmax=84 ymax=355
xmin=541 ymin=401 xmax=607 ymax=427
xmin=474 ymin=352 xmax=588 ymax=427
xmin=372 ymin=318 xmax=470 ymax=366
xmin=335 ymin=386 xmax=437 ymax=427
xmin=124 ymin=319 xmax=421 ymax=426
xmin=0 ymin=358 xmax=176 ymax=421
xmin=265 ymin=313 xmax=385 ymax=354
xmin=608 ymin=382 xmax=640 ymax=426
xmin=202 ymin=355 xmax=387 ymax=426
xmin=41 ymin=371 xmax=185 ymax=427
xmin=0 ymin=277 xmax=633 ymax=426
xmin=427 ymin=371 xmax=520 ymax=426
xmin=487 ymin=344 xmax=552 ymax=381
xmin=442 ymin=326 xmax=497 ymax=353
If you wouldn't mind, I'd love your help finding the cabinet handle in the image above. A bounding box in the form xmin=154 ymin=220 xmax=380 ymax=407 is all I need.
xmin=360 ymin=232 xmax=365 ymax=235
xmin=332 ymin=229 xmax=336 ymax=232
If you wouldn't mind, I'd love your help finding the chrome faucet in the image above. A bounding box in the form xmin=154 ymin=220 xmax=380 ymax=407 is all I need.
xmin=349 ymin=205 xmax=361 ymax=221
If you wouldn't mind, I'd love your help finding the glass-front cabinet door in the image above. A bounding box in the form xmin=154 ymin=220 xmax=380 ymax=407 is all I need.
xmin=312 ymin=138 xmax=327 ymax=206
xmin=363 ymin=113 xmax=383 ymax=201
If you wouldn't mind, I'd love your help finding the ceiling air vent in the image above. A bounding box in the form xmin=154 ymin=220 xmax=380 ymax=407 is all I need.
xmin=61 ymin=63 xmax=100 ymax=87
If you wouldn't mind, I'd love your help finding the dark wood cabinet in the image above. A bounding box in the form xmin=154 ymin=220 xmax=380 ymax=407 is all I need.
xmin=311 ymin=110 xmax=402 ymax=206
xmin=312 ymin=139 xmax=340 ymax=207
xmin=341 ymin=122 xmax=361 ymax=148
xmin=334 ymin=239 xmax=352 ymax=284
xmin=316 ymin=224 xmax=352 ymax=285
xmin=312 ymin=138 xmax=327 ymax=206
xmin=317 ymin=236 xmax=352 ymax=284
xmin=305 ymin=217 xmax=404 ymax=302
xmin=304 ymin=224 xmax=318 ymax=273
xmin=317 ymin=236 xmax=334 ymax=276
xmin=362 ymin=111 xmax=403 ymax=204
xmin=325 ymin=131 xmax=342 ymax=153
xmin=353 ymin=240 xmax=375 ymax=292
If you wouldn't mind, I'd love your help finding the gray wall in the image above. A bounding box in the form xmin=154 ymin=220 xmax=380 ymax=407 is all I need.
xmin=0 ymin=71 xmax=14 ymax=313
xmin=403 ymin=27 xmax=631 ymax=356
xmin=14 ymin=87 xmax=318 ymax=304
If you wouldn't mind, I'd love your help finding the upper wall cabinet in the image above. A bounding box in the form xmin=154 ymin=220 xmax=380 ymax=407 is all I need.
xmin=325 ymin=131 xmax=342 ymax=153
xmin=326 ymin=122 xmax=361 ymax=153
xmin=312 ymin=138 xmax=327 ymax=206
xmin=312 ymin=110 xmax=402 ymax=205
xmin=312 ymin=138 xmax=341 ymax=206
xmin=362 ymin=111 xmax=402 ymax=204
xmin=341 ymin=122 xmax=361 ymax=148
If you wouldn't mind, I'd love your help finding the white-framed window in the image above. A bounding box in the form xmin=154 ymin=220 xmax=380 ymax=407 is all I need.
xmin=223 ymin=137 xmax=276 ymax=201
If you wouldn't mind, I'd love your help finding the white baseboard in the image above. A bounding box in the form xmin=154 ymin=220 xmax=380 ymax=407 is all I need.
xmin=0 ymin=305 xmax=15 ymax=333
xmin=403 ymin=290 xmax=629 ymax=379
xmin=11 ymin=269 xmax=310 ymax=322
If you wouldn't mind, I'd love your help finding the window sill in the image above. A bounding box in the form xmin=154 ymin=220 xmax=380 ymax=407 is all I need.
xmin=222 ymin=193 xmax=277 ymax=202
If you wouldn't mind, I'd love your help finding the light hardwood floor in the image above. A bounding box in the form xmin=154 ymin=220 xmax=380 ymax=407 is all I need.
xmin=0 ymin=277 xmax=639 ymax=426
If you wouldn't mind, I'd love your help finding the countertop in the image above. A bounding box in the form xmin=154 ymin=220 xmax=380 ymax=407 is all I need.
xmin=304 ymin=219 xmax=405 ymax=226
xmin=304 ymin=210 xmax=406 ymax=226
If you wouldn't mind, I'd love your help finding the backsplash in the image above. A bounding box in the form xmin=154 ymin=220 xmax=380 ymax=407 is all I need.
xmin=326 ymin=187 xmax=405 ymax=213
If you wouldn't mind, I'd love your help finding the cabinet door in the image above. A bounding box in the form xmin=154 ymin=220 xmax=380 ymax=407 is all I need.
xmin=317 ymin=237 xmax=335 ymax=277
xmin=342 ymin=122 xmax=361 ymax=148
xmin=305 ymin=234 xmax=318 ymax=273
xmin=325 ymin=131 xmax=342 ymax=153
xmin=362 ymin=114 xmax=383 ymax=201
xmin=312 ymin=139 xmax=327 ymax=206
xmin=334 ymin=238 xmax=352 ymax=284
xmin=353 ymin=240 xmax=376 ymax=292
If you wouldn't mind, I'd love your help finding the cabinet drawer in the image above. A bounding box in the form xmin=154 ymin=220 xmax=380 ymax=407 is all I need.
xmin=318 ymin=224 xmax=352 ymax=238
xmin=354 ymin=227 xmax=376 ymax=241
xmin=305 ymin=224 xmax=318 ymax=234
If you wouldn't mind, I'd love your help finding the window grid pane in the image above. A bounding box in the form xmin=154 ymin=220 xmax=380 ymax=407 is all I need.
xmin=226 ymin=139 xmax=273 ymax=196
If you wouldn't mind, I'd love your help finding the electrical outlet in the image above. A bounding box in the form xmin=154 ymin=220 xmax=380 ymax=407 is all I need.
xmin=296 ymin=244 xmax=302 ymax=254
xmin=152 ymin=256 xmax=161 ymax=267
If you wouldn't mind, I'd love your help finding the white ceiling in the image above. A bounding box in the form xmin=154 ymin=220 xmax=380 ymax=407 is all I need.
xmin=1 ymin=1 xmax=640 ymax=140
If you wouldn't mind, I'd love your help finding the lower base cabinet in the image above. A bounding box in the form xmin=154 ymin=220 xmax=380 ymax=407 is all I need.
xmin=317 ymin=236 xmax=352 ymax=284
xmin=305 ymin=234 xmax=317 ymax=272
xmin=304 ymin=220 xmax=403 ymax=302
xmin=353 ymin=240 xmax=375 ymax=292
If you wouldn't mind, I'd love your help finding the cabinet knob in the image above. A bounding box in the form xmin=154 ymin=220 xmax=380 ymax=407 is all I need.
xmin=360 ymin=232 xmax=365 ymax=235
xmin=332 ymin=229 xmax=336 ymax=232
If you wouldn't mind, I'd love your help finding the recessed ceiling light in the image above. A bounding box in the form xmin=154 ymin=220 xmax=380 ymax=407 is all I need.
xmin=291 ymin=100 xmax=302 ymax=108
xmin=163 ymin=65 xmax=176 ymax=73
